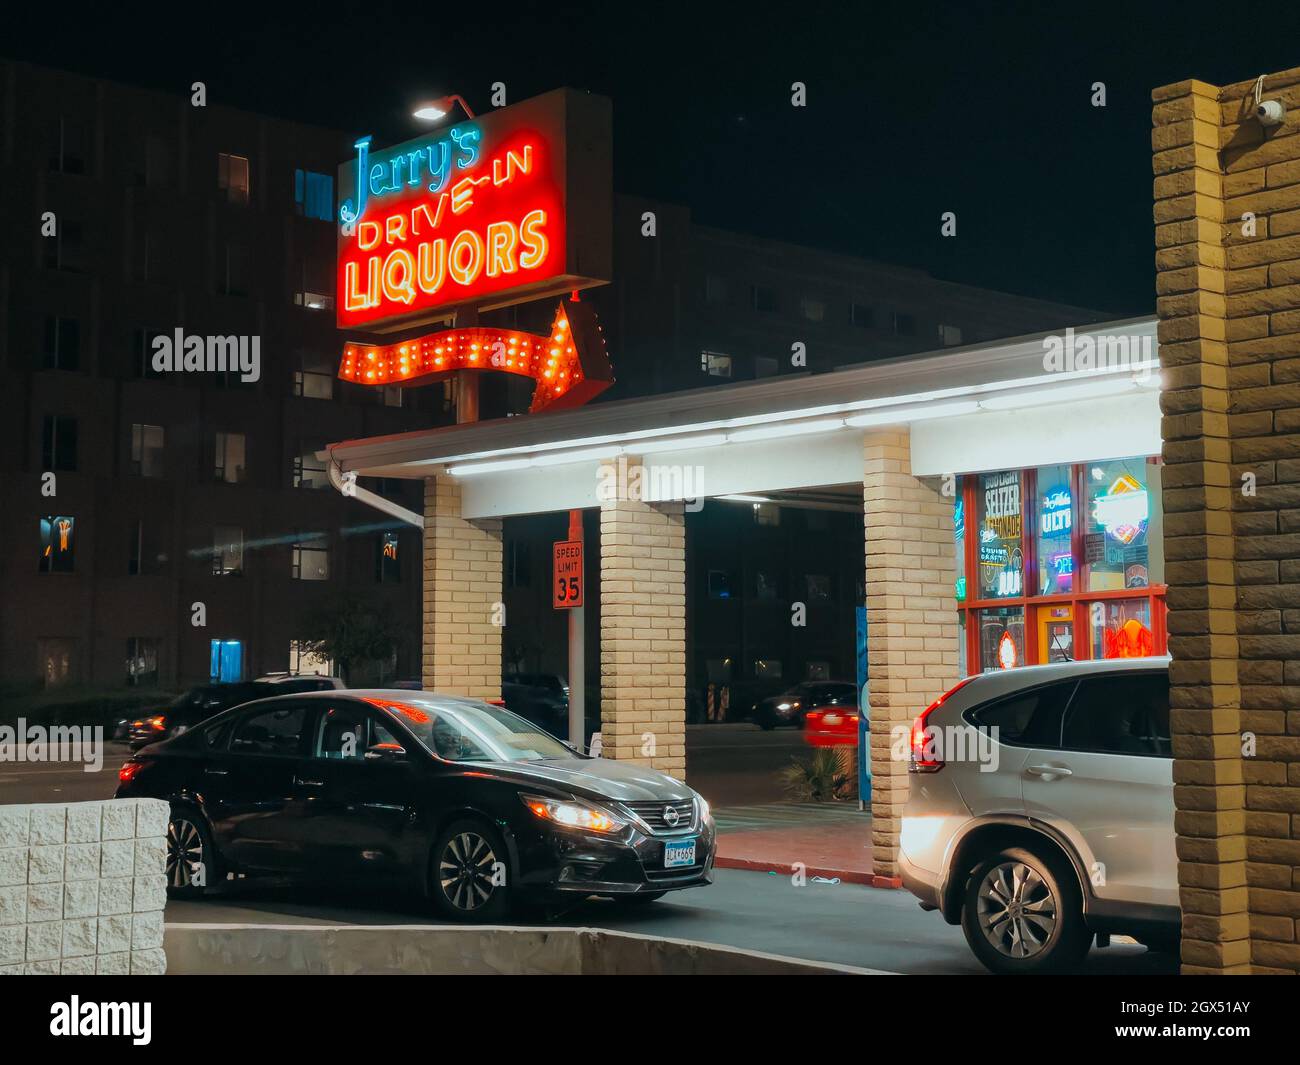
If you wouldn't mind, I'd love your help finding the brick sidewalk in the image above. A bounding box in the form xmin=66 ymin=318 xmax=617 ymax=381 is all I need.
xmin=712 ymin=802 xmax=897 ymax=888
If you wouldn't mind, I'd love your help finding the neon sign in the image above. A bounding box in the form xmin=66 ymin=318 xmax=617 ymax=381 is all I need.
xmin=339 ymin=296 xmax=613 ymax=412
xmin=1093 ymin=473 xmax=1148 ymax=545
xmin=336 ymin=89 xmax=611 ymax=334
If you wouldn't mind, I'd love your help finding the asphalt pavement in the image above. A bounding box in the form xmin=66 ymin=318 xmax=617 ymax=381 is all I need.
xmin=164 ymin=868 xmax=1176 ymax=975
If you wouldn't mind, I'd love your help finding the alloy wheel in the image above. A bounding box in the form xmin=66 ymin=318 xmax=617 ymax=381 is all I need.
xmin=438 ymin=831 xmax=498 ymax=911
xmin=976 ymin=860 xmax=1058 ymax=959
xmin=166 ymin=818 xmax=204 ymax=888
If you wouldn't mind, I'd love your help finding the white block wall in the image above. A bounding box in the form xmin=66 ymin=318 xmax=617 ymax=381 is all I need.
xmin=0 ymin=799 xmax=169 ymax=975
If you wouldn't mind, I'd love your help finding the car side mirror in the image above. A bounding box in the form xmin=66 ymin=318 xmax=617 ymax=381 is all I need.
xmin=364 ymin=742 xmax=407 ymax=763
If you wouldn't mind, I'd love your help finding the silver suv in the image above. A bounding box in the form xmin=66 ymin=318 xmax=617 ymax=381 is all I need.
xmin=899 ymin=657 xmax=1178 ymax=974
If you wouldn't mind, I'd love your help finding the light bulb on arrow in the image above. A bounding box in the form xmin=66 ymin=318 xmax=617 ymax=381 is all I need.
xmin=338 ymin=297 xmax=614 ymax=413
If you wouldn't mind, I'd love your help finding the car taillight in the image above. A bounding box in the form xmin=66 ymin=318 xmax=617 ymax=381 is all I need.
xmin=147 ymin=715 xmax=167 ymax=731
xmin=486 ymin=698 xmax=506 ymax=707
xmin=908 ymin=676 xmax=976 ymax=773
xmin=118 ymin=761 xmax=142 ymax=784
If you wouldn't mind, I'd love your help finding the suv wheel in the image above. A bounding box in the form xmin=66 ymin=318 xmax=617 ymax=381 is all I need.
xmin=166 ymin=805 xmax=222 ymax=898
xmin=960 ymin=845 xmax=1089 ymax=975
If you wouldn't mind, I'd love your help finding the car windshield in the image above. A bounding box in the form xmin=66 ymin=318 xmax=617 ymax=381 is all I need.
xmin=370 ymin=697 xmax=574 ymax=763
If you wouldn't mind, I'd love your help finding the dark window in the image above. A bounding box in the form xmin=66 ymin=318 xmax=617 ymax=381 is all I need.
xmin=48 ymin=116 xmax=88 ymax=174
xmin=134 ymin=328 xmax=167 ymax=379
xmin=850 ymin=302 xmax=873 ymax=328
xmin=41 ymin=415 xmax=78 ymax=471
xmin=294 ymin=170 xmax=334 ymax=222
xmin=230 ymin=705 xmax=306 ymax=757
xmin=128 ymin=520 xmax=142 ymax=575
xmin=1061 ymin=673 xmax=1171 ymax=757
xmin=217 ymin=153 xmax=250 ymax=204
xmin=221 ymin=243 xmax=251 ymax=296
xmin=43 ymin=220 xmax=84 ymax=271
xmin=125 ymin=637 xmax=159 ymax=686
xmin=42 ymin=317 xmax=80 ymax=370
xmin=202 ymin=718 xmax=234 ymax=751
xmin=893 ymin=312 xmax=917 ymax=336
xmin=752 ymin=284 xmax=778 ymax=313
xmin=707 ymin=569 xmax=734 ymax=599
xmin=968 ymin=681 xmax=1077 ymax=748
xmin=506 ymin=539 xmax=531 ymax=588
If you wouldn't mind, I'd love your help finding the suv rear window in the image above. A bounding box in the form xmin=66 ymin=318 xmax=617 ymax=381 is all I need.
xmin=968 ymin=681 xmax=1076 ymax=747
xmin=1060 ymin=672 xmax=1170 ymax=756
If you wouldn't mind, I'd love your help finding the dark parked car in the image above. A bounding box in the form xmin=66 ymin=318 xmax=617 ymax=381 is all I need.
xmin=752 ymin=681 xmax=859 ymax=730
xmin=127 ymin=676 xmax=343 ymax=749
xmin=501 ymin=672 xmax=569 ymax=733
xmin=115 ymin=690 xmax=716 ymax=920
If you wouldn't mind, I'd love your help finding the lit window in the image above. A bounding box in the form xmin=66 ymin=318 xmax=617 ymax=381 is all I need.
xmin=976 ymin=470 xmax=1023 ymax=599
xmin=1035 ymin=464 xmax=1073 ymax=595
xmin=292 ymin=538 xmax=330 ymax=580
xmin=289 ymin=640 xmax=333 ymax=676
xmin=1084 ymin=458 xmax=1162 ymax=591
xmin=800 ymin=297 xmax=826 ymax=322
xmin=39 ymin=516 xmax=76 ymax=573
xmin=294 ymin=369 xmax=334 ymax=399
xmin=125 ymin=638 xmax=160 ymax=686
xmin=701 ymin=352 xmax=732 ymax=378
xmin=376 ymin=532 xmax=401 ymax=583
xmin=217 ymin=153 xmax=250 ymax=204
xmin=753 ymin=659 xmax=783 ymax=680
xmin=293 ymin=449 xmax=329 ymax=489
xmin=938 ymin=323 xmax=963 ymax=346
xmin=213 ymin=527 xmax=244 ymax=576
xmin=293 ymin=169 xmax=334 ymax=221
xmin=210 ymin=639 xmax=244 ymax=682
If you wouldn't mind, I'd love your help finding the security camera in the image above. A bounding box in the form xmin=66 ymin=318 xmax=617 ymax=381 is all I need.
xmin=1256 ymin=99 xmax=1286 ymax=127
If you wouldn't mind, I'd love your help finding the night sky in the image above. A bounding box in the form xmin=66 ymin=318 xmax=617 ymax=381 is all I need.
xmin=8 ymin=1 xmax=1300 ymax=315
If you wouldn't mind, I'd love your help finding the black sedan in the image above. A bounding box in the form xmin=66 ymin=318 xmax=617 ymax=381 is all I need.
xmin=751 ymin=681 xmax=858 ymax=730
xmin=115 ymin=690 xmax=715 ymax=920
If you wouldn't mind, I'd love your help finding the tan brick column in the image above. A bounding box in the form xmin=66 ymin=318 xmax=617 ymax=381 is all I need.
xmin=422 ymin=474 xmax=503 ymax=701
xmin=598 ymin=457 xmax=686 ymax=775
xmin=1154 ymin=66 xmax=1300 ymax=974
xmin=863 ymin=429 xmax=959 ymax=881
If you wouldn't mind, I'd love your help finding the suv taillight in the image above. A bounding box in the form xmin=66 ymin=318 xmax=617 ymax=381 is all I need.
xmin=908 ymin=676 xmax=976 ymax=773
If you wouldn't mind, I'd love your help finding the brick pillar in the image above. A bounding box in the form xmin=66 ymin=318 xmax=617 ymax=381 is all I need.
xmin=863 ymin=429 xmax=959 ymax=880
xmin=598 ymin=457 xmax=686 ymax=775
xmin=1153 ymin=66 xmax=1300 ymax=974
xmin=421 ymin=474 xmax=503 ymax=701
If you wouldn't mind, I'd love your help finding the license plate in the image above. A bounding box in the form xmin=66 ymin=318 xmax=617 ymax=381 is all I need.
xmin=663 ymin=838 xmax=697 ymax=868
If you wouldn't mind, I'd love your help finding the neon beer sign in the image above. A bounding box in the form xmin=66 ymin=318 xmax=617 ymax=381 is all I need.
xmin=336 ymin=89 xmax=611 ymax=334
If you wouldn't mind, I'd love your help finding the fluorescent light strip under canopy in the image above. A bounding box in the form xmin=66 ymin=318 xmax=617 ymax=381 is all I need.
xmin=438 ymin=367 xmax=1157 ymax=475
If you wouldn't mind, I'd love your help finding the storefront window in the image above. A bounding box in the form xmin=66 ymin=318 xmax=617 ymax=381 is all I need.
xmin=954 ymin=493 xmax=967 ymax=603
xmin=1035 ymin=464 xmax=1074 ymax=595
xmin=976 ymin=471 xmax=1023 ymax=599
xmin=1084 ymin=457 xmax=1156 ymax=591
xmin=978 ymin=607 xmax=1025 ymax=672
xmin=1089 ymin=599 xmax=1153 ymax=659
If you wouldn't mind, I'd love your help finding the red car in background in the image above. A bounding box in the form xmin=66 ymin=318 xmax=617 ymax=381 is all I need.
xmin=803 ymin=705 xmax=861 ymax=748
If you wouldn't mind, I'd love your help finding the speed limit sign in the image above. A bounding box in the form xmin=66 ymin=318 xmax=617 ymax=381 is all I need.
xmin=552 ymin=540 xmax=583 ymax=609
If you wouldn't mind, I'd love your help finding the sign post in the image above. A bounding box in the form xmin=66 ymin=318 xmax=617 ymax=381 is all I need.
xmin=553 ymin=514 xmax=584 ymax=748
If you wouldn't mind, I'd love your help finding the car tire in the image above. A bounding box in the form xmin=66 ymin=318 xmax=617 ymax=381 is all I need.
xmin=960 ymin=845 xmax=1090 ymax=975
xmin=430 ymin=818 xmax=512 ymax=923
xmin=166 ymin=805 xmax=222 ymax=899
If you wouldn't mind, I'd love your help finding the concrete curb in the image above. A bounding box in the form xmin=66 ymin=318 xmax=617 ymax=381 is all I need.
xmin=713 ymin=856 xmax=900 ymax=889
xmin=164 ymin=922 xmax=899 ymax=975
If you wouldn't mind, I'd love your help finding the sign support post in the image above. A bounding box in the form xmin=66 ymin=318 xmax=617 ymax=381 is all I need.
xmin=553 ymin=514 xmax=585 ymax=750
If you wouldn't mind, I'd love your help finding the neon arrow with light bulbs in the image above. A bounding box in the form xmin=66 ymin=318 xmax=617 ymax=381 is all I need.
xmin=338 ymin=296 xmax=614 ymax=414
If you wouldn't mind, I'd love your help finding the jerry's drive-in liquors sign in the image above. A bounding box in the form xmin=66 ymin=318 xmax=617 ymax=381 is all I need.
xmin=337 ymin=89 xmax=612 ymax=334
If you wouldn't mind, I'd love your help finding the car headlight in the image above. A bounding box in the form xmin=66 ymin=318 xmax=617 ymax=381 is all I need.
xmin=697 ymin=796 xmax=712 ymax=824
xmin=521 ymin=794 xmax=627 ymax=835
